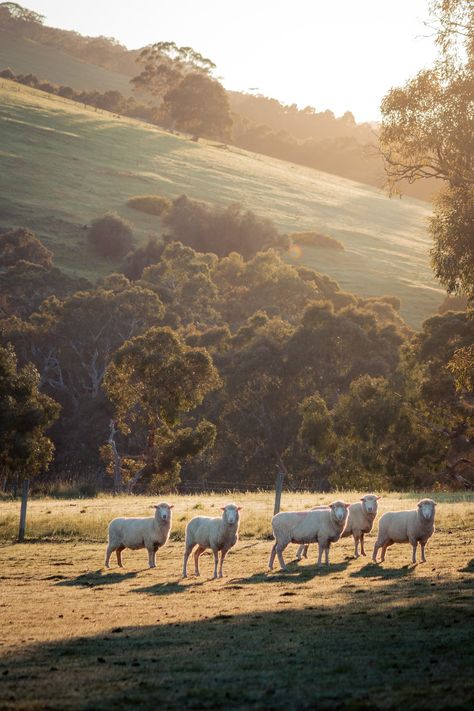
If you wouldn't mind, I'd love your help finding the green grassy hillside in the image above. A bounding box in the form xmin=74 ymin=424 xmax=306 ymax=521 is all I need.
xmin=0 ymin=29 xmax=132 ymax=94
xmin=0 ymin=80 xmax=442 ymax=326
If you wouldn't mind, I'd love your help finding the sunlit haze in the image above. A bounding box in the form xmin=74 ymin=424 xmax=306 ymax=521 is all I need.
xmin=22 ymin=0 xmax=437 ymax=122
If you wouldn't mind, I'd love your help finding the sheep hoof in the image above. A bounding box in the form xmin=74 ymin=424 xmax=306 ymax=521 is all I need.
xmin=149 ymin=564 xmax=156 ymax=569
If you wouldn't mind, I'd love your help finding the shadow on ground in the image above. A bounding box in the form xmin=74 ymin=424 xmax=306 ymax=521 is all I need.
xmin=0 ymin=581 xmax=473 ymax=711
xmin=460 ymin=558 xmax=474 ymax=573
xmin=55 ymin=569 xmax=139 ymax=588
xmin=349 ymin=563 xmax=416 ymax=579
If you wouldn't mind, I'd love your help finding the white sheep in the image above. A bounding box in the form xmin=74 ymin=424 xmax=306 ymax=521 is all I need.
xmin=182 ymin=504 xmax=242 ymax=579
xmin=296 ymin=494 xmax=381 ymax=560
xmin=105 ymin=502 xmax=173 ymax=569
xmin=269 ymin=500 xmax=350 ymax=571
xmin=372 ymin=498 xmax=436 ymax=564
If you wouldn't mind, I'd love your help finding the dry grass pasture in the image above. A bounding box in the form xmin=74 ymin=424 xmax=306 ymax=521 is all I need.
xmin=0 ymin=492 xmax=473 ymax=710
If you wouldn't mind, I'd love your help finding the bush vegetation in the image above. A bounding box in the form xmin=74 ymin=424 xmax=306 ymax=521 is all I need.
xmin=162 ymin=195 xmax=289 ymax=259
xmin=127 ymin=195 xmax=171 ymax=216
xmin=289 ymin=231 xmax=345 ymax=250
xmin=0 ymin=226 xmax=53 ymax=267
xmin=87 ymin=212 xmax=133 ymax=258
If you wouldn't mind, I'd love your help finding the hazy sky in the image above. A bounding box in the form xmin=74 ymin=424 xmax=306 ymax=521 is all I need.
xmin=23 ymin=0 xmax=438 ymax=122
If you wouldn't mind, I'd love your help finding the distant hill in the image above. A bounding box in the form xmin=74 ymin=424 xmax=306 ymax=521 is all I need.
xmin=0 ymin=29 xmax=133 ymax=94
xmin=0 ymin=80 xmax=442 ymax=327
xmin=0 ymin=13 xmax=436 ymax=201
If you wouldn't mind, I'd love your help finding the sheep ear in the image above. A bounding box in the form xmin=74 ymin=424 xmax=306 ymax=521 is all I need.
xmin=376 ymin=496 xmax=382 ymax=500
xmin=220 ymin=506 xmax=226 ymax=511
xmin=237 ymin=506 xmax=243 ymax=511
xmin=345 ymin=503 xmax=351 ymax=508
xmin=168 ymin=504 xmax=174 ymax=509
xmin=360 ymin=497 xmax=365 ymax=502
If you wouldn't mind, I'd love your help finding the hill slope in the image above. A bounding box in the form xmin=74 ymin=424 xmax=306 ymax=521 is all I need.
xmin=0 ymin=80 xmax=442 ymax=327
xmin=0 ymin=29 xmax=133 ymax=94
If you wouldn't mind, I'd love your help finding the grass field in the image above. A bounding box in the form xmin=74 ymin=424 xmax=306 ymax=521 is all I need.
xmin=0 ymin=30 xmax=133 ymax=96
xmin=0 ymin=80 xmax=442 ymax=326
xmin=0 ymin=492 xmax=473 ymax=709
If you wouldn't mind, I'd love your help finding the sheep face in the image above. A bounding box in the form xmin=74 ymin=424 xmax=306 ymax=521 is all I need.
xmin=221 ymin=504 xmax=242 ymax=525
xmin=330 ymin=500 xmax=350 ymax=523
xmin=361 ymin=494 xmax=381 ymax=516
xmin=154 ymin=503 xmax=174 ymax=523
xmin=417 ymin=499 xmax=436 ymax=521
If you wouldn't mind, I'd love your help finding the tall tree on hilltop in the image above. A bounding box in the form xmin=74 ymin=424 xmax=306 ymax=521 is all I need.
xmin=131 ymin=40 xmax=216 ymax=98
xmin=131 ymin=41 xmax=232 ymax=140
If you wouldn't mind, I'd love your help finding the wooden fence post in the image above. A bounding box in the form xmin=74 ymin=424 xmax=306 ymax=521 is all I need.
xmin=18 ymin=479 xmax=29 ymax=542
xmin=273 ymin=468 xmax=285 ymax=515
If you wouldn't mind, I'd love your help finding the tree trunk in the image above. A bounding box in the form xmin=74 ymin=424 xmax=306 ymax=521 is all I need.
xmin=18 ymin=479 xmax=29 ymax=542
xmin=108 ymin=420 xmax=122 ymax=494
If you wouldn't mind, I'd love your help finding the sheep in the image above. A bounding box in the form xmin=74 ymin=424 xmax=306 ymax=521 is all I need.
xmin=372 ymin=498 xmax=436 ymax=564
xmin=182 ymin=504 xmax=242 ymax=579
xmin=269 ymin=500 xmax=350 ymax=571
xmin=296 ymin=494 xmax=381 ymax=560
xmin=105 ymin=502 xmax=173 ymax=569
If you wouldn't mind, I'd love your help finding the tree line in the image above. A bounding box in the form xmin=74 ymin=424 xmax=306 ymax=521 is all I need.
xmin=0 ymin=0 xmax=472 ymax=495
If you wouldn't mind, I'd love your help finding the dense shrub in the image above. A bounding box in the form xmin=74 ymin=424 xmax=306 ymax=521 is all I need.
xmin=0 ymin=67 xmax=14 ymax=79
xmin=0 ymin=227 xmax=53 ymax=268
xmin=289 ymin=231 xmax=344 ymax=251
xmin=162 ymin=195 xmax=289 ymax=259
xmin=87 ymin=213 xmax=134 ymax=258
xmin=121 ymin=235 xmax=165 ymax=280
xmin=127 ymin=195 xmax=172 ymax=216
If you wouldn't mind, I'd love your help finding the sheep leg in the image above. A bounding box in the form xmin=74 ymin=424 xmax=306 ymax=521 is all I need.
xmin=372 ymin=541 xmax=381 ymax=563
xmin=268 ymin=542 xmax=277 ymax=570
xmin=147 ymin=547 xmax=156 ymax=569
xmin=360 ymin=533 xmax=366 ymax=556
xmin=420 ymin=541 xmax=427 ymax=563
xmin=218 ymin=549 xmax=228 ymax=578
xmin=296 ymin=544 xmax=309 ymax=560
xmin=317 ymin=541 xmax=325 ymax=567
xmin=212 ymin=549 xmax=219 ymax=579
xmin=116 ymin=546 xmax=124 ymax=568
xmin=105 ymin=544 xmax=114 ymax=569
xmin=194 ymin=545 xmax=205 ymax=576
xmin=380 ymin=541 xmax=390 ymax=562
xmin=354 ymin=535 xmax=360 ymax=558
xmin=411 ymin=539 xmax=418 ymax=564
xmin=324 ymin=543 xmax=330 ymax=566
xmin=182 ymin=543 xmax=194 ymax=578
xmin=276 ymin=541 xmax=289 ymax=571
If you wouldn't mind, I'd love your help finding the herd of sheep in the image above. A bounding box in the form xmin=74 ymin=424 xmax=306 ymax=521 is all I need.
xmin=104 ymin=496 xmax=437 ymax=578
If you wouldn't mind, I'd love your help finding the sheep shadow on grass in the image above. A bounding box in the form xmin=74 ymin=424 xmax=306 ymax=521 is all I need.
xmin=349 ymin=563 xmax=415 ymax=580
xmin=460 ymin=558 xmax=474 ymax=573
xmin=55 ymin=569 xmax=139 ymax=588
xmin=231 ymin=559 xmax=350 ymax=586
xmin=131 ymin=580 xmax=206 ymax=596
